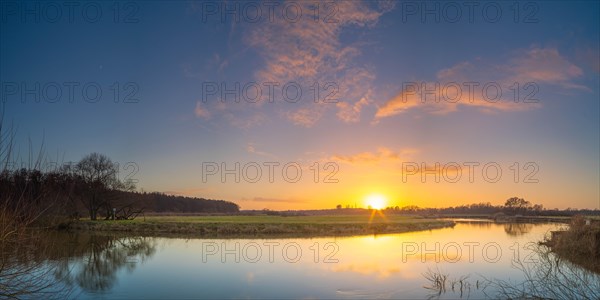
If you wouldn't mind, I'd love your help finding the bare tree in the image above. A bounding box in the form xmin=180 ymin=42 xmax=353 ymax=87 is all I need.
xmin=504 ymin=197 xmax=531 ymax=215
xmin=0 ymin=105 xmax=72 ymax=299
xmin=76 ymin=153 xmax=124 ymax=220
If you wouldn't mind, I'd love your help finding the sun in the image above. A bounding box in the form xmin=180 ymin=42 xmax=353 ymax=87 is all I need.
xmin=365 ymin=194 xmax=387 ymax=210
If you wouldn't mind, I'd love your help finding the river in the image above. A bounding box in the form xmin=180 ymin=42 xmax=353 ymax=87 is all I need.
xmin=6 ymin=220 xmax=600 ymax=299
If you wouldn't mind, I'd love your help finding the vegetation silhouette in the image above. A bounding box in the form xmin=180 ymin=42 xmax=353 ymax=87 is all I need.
xmin=422 ymin=229 xmax=600 ymax=299
xmin=54 ymin=233 xmax=157 ymax=293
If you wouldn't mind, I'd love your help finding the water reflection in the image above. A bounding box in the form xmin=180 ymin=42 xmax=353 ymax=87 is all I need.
xmin=0 ymin=231 xmax=156 ymax=298
xmin=56 ymin=234 xmax=156 ymax=293
xmin=503 ymin=223 xmax=533 ymax=236
xmin=2 ymin=222 xmax=597 ymax=299
xmin=491 ymin=245 xmax=600 ymax=299
xmin=453 ymin=219 xmax=545 ymax=236
xmin=422 ymin=243 xmax=600 ymax=299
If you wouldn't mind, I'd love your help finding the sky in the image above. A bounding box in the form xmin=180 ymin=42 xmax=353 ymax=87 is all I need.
xmin=1 ymin=0 xmax=599 ymax=210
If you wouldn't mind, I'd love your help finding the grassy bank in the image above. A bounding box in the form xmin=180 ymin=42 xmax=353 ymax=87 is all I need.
xmin=68 ymin=215 xmax=456 ymax=237
xmin=544 ymin=216 xmax=600 ymax=273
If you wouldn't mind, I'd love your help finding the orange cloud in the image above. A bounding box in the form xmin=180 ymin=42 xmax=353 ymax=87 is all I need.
xmin=194 ymin=101 xmax=211 ymax=119
xmin=240 ymin=197 xmax=305 ymax=203
xmin=247 ymin=1 xmax=392 ymax=126
xmin=375 ymin=82 xmax=538 ymax=118
xmin=376 ymin=46 xmax=582 ymax=119
xmin=337 ymin=96 xmax=370 ymax=123
xmin=245 ymin=142 xmax=274 ymax=157
xmin=285 ymin=108 xmax=323 ymax=128
xmin=509 ymin=47 xmax=585 ymax=89
xmin=331 ymin=147 xmax=417 ymax=165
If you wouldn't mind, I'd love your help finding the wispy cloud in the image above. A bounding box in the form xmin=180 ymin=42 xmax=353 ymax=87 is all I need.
xmin=337 ymin=94 xmax=371 ymax=123
xmin=245 ymin=142 xmax=274 ymax=157
xmin=240 ymin=197 xmax=305 ymax=203
xmin=225 ymin=112 xmax=267 ymax=129
xmin=247 ymin=1 xmax=393 ymax=126
xmin=331 ymin=147 xmax=417 ymax=165
xmin=376 ymin=46 xmax=584 ymax=119
xmin=285 ymin=108 xmax=324 ymax=128
xmin=186 ymin=1 xmax=392 ymax=128
xmin=194 ymin=101 xmax=211 ymax=119
xmin=507 ymin=47 xmax=585 ymax=89
xmin=375 ymin=83 xmax=535 ymax=118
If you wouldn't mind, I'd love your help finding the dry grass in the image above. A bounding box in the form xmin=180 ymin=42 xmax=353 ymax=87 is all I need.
xmin=422 ymin=244 xmax=600 ymax=300
xmin=546 ymin=215 xmax=600 ymax=273
xmin=103 ymin=214 xmax=428 ymax=224
xmin=422 ymin=268 xmax=479 ymax=299
xmin=0 ymin=203 xmax=73 ymax=299
xmin=488 ymin=244 xmax=600 ymax=299
xmin=68 ymin=215 xmax=456 ymax=238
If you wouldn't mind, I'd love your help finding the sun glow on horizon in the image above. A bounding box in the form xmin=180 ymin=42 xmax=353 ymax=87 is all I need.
xmin=365 ymin=194 xmax=387 ymax=210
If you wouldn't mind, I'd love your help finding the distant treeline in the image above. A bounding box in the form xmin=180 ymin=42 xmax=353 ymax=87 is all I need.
xmin=330 ymin=198 xmax=599 ymax=217
xmin=377 ymin=199 xmax=600 ymax=216
xmin=283 ymin=198 xmax=600 ymax=217
xmin=118 ymin=191 xmax=240 ymax=214
xmin=0 ymin=153 xmax=239 ymax=223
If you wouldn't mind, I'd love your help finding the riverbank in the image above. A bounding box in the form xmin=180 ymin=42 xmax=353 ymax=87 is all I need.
xmin=544 ymin=216 xmax=600 ymax=273
xmin=67 ymin=215 xmax=456 ymax=238
xmin=424 ymin=214 xmax=574 ymax=223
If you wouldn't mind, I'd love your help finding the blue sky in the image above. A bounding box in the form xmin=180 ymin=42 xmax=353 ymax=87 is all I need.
xmin=1 ymin=1 xmax=599 ymax=209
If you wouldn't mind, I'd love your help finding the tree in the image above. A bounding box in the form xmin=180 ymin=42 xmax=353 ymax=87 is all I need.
xmin=336 ymin=204 xmax=342 ymax=209
xmin=504 ymin=197 xmax=531 ymax=215
xmin=532 ymin=204 xmax=544 ymax=214
xmin=76 ymin=153 xmax=131 ymax=220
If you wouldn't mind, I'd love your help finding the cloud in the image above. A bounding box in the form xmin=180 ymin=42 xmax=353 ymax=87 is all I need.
xmin=245 ymin=142 xmax=274 ymax=157
xmin=225 ymin=112 xmax=267 ymax=129
xmin=376 ymin=46 xmax=581 ymax=119
xmin=285 ymin=108 xmax=323 ymax=127
xmin=187 ymin=1 xmax=392 ymax=127
xmin=246 ymin=1 xmax=392 ymax=126
xmin=194 ymin=101 xmax=211 ymax=119
xmin=508 ymin=47 xmax=585 ymax=89
xmin=331 ymin=147 xmax=417 ymax=165
xmin=241 ymin=197 xmax=305 ymax=203
xmin=336 ymin=96 xmax=370 ymax=122
xmin=374 ymin=91 xmax=423 ymax=118
xmin=375 ymin=82 xmax=536 ymax=118
xmin=400 ymin=162 xmax=463 ymax=177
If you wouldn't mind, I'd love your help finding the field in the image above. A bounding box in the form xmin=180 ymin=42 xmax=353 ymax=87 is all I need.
xmin=69 ymin=214 xmax=456 ymax=237
xmin=130 ymin=214 xmax=437 ymax=223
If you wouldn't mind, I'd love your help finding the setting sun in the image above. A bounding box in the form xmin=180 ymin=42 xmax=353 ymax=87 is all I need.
xmin=366 ymin=194 xmax=387 ymax=210
xmin=1 ymin=1 xmax=599 ymax=298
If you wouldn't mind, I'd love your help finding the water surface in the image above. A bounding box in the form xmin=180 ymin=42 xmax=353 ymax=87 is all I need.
xmin=14 ymin=221 xmax=600 ymax=299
